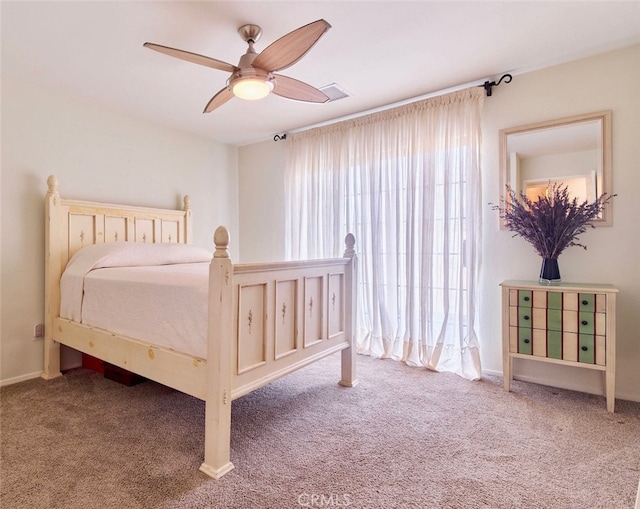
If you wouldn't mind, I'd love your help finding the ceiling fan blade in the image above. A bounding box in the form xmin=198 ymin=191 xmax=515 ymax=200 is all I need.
xmin=143 ymin=42 xmax=237 ymax=73
xmin=252 ymin=19 xmax=331 ymax=73
xmin=203 ymin=87 xmax=234 ymax=113
xmin=273 ymin=74 xmax=329 ymax=103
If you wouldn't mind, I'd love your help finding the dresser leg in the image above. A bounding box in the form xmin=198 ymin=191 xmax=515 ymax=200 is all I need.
xmin=503 ymin=356 xmax=512 ymax=392
xmin=605 ymin=370 xmax=615 ymax=413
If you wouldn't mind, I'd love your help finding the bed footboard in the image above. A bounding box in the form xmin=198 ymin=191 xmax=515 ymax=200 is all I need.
xmin=200 ymin=227 xmax=358 ymax=478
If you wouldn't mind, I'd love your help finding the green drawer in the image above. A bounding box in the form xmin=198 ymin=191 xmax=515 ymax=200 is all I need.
xmin=518 ymin=307 xmax=532 ymax=327
xmin=579 ymin=293 xmax=595 ymax=312
xmin=578 ymin=334 xmax=595 ymax=364
xmin=547 ymin=292 xmax=563 ymax=310
xmin=579 ymin=311 xmax=595 ymax=334
xmin=547 ymin=309 xmax=562 ymax=331
xmin=547 ymin=330 xmax=562 ymax=359
xmin=518 ymin=328 xmax=532 ymax=355
xmin=518 ymin=290 xmax=532 ymax=307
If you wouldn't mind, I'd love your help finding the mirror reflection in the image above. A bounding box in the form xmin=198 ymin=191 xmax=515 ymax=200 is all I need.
xmin=499 ymin=111 xmax=612 ymax=226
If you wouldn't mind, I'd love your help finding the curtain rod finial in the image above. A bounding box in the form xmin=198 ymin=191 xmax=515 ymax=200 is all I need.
xmin=480 ymin=74 xmax=512 ymax=96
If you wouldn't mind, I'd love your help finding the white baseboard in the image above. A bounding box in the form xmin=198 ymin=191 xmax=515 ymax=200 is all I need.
xmin=0 ymin=371 xmax=42 ymax=387
xmin=482 ymin=369 xmax=640 ymax=403
xmin=0 ymin=361 xmax=83 ymax=387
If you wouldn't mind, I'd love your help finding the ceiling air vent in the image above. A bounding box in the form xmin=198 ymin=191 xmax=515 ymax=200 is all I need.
xmin=319 ymin=83 xmax=350 ymax=103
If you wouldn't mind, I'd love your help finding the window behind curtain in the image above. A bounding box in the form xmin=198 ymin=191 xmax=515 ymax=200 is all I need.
xmin=285 ymin=88 xmax=484 ymax=380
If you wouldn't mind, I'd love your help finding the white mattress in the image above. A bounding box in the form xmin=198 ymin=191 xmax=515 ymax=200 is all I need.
xmin=81 ymin=263 xmax=210 ymax=359
xmin=59 ymin=242 xmax=213 ymax=359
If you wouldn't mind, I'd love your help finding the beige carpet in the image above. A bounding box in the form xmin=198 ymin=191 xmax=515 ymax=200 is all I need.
xmin=1 ymin=354 xmax=639 ymax=509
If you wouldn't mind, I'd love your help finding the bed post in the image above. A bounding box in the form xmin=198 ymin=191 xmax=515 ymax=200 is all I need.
xmin=339 ymin=233 xmax=359 ymax=388
xmin=42 ymin=176 xmax=62 ymax=380
xmin=183 ymin=195 xmax=193 ymax=244
xmin=199 ymin=226 xmax=235 ymax=479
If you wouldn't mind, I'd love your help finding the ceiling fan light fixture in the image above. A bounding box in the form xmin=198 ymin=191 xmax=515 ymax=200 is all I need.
xmin=232 ymin=77 xmax=274 ymax=100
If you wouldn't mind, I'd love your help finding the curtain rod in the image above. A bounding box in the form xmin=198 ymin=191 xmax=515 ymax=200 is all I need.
xmin=285 ymin=73 xmax=512 ymax=137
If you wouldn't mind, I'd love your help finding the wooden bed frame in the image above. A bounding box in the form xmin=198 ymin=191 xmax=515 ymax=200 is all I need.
xmin=42 ymin=175 xmax=358 ymax=479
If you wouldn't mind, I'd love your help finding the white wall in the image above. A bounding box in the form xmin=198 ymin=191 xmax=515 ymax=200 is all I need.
xmin=0 ymin=77 xmax=239 ymax=384
xmin=238 ymin=44 xmax=640 ymax=402
xmin=238 ymin=139 xmax=286 ymax=262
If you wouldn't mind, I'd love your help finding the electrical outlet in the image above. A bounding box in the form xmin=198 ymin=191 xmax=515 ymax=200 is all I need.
xmin=33 ymin=323 xmax=44 ymax=338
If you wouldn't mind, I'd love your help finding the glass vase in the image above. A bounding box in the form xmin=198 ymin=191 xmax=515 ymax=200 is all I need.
xmin=539 ymin=258 xmax=561 ymax=284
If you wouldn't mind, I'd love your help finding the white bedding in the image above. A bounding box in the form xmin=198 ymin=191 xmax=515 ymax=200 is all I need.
xmin=60 ymin=243 xmax=213 ymax=359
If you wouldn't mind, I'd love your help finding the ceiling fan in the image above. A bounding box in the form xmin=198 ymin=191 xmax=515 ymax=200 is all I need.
xmin=144 ymin=19 xmax=331 ymax=113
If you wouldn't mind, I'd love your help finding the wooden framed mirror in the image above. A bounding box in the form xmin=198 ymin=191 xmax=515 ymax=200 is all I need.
xmin=499 ymin=110 xmax=612 ymax=227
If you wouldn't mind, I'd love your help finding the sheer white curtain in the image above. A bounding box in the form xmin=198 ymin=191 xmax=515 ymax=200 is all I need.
xmin=285 ymin=88 xmax=483 ymax=380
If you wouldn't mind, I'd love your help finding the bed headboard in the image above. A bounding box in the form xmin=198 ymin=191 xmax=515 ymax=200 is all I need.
xmin=44 ymin=175 xmax=193 ymax=345
xmin=45 ymin=175 xmax=192 ymax=263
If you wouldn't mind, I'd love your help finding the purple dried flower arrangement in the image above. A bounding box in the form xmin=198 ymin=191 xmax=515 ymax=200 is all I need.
xmin=493 ymin=184 xmax=615 ymax=259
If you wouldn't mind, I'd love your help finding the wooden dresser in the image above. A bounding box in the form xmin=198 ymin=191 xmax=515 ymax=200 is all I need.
xmin=500 ymin=280 xmax=618 ymax=412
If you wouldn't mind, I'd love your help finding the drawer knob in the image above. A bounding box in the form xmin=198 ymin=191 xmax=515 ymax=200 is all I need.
xmin=581 ymin=320 xmax=588 ymax=326
xmin=524 ymin=296 xmax=530 ymax=302
xmin=524 ymin=339 xmax=530 ymax=344
xmin=582 ymin=300 xmax=588 ymax=305
xmin=524 ymin=315 xmax=530 ymax=320
xmin=581 ymin=346 xmax=588 ymax=351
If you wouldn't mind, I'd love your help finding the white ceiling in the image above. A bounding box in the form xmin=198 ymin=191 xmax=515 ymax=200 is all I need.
xmin=3 ymin=1 xmax=640 ymax=147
